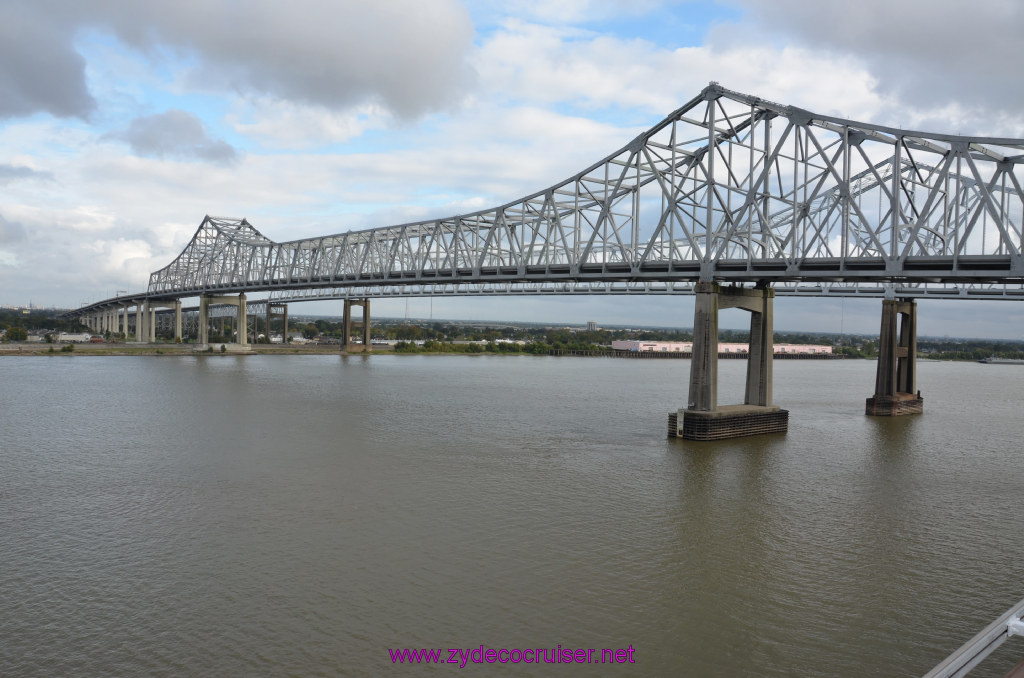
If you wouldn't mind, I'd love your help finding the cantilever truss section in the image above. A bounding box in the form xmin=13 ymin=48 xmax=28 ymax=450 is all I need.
xmin=146 ymin=84 xmax=1024 ymax=300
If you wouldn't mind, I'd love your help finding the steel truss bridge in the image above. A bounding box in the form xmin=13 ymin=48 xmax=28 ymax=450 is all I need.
xmin=67 ymin=83 xmax=1024 ymax=322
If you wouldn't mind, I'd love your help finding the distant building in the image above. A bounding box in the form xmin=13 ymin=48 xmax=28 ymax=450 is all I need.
xmin=611 ymin=340 xmax=832 ymax=355
xmin=57 ymin=332 xmax=92 ymax=343
xmin=587 ymin=321 xmax=597 ymax=331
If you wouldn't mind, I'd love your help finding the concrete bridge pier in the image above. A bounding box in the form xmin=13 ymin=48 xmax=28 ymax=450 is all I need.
xmin=670 ymin=282 xmax=789 ymax=440
xmin=342 ymin=298 xmax=371 ymax=352
xmin=147 ymin=302 xmax=157 ymax=342
xmin=139 ymin=299 xmax=181 ymax=343
xmin=139 ymin=301 xmax=151 ymax=342
xmin=198 ymin=295 xmax=248 ymax=350
xmin=199 ymin=296 xmax=209 ymax=345
xmin=236 ymin=294 xmax=247 ymax=345
xmin=265 ymin=302 xmax=288 ymax=344
xmin=866 ymin=298 xmax=923 ymax=416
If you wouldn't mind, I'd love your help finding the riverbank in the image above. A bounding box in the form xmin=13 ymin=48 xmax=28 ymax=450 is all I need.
xmin=0 ymin=342 xmax=381 ymax=356
xmin=1 ymin=343 xmax=849 ymax=359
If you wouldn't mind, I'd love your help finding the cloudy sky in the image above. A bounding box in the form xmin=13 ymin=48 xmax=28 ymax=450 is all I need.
xmin=2 ymin=0 xmax=1024 ymax=338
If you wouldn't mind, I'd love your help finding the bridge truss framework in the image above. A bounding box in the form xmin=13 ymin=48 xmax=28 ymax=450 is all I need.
xmin=63 ymin=84 xmax=1024 ymax=441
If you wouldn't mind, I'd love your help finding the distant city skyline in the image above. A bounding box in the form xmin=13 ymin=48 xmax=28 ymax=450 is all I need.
xmin=2 ymin=1 xmax=1023 ymax=338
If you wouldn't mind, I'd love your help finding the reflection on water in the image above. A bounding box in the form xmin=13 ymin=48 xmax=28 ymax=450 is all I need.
xmin=1 ymin=355 xmax=1023 ymax=676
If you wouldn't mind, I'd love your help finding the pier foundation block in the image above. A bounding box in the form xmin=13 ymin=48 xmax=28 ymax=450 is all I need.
xmin=670 ymin=405 xmax=789 ymax=440
xmin=865 ymin=393 xmax=923 ymax=416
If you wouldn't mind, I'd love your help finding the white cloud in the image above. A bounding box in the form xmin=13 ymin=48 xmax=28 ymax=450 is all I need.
xmin=82 ymin=237 xmax=154 ymax=280
xmin=3 ymin=204 xmax=116 ymax=234
xmin=475 ymin=20 xmax=884 ymax=120
xmin=0 ymin=164 xmax=54 ymax=185
xmin=0 ymin=212 xmax=26 ymax=245
xmin=485 ymin=0 xmax=687 ymax=24
xmin=0 ymin=0 xmax=475 ymax=121
xmin=0 ymin=2 xmax=94 ymax=119
xmin=721 ymin=0 xmax=1024 ymax=134
xmin=229 ymin=99 xmax=392 ymax=149
xmin=109 ymin=109 xmax=237 ymax=163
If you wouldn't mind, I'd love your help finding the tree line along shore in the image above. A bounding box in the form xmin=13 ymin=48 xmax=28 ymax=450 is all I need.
xmin=2 ymin=308 xmax=1022 ymax=361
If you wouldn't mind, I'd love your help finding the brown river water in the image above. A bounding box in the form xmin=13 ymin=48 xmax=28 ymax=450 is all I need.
xmin=2 ymin=354 xmax=1023 ymax=676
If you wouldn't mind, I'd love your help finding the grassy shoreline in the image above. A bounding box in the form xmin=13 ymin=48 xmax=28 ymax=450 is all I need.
xmin=0 ymin=343 xmax=377 ymax=356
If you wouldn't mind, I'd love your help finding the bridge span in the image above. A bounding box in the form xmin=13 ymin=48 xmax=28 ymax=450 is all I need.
xmin=64 ymin=84 xmax=1024 ymax=439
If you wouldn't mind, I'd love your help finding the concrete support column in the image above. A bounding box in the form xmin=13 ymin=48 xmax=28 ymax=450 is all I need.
xmin=687 ymin=283 xmax=719 ymax=411
xmin=236 ymin=294 xmax=247 ymax=345
xmin=148 ymin=304 xmax=156 ymax=343
xmin=743 ymin=285 xmax=774 ymax=407
xmin=283 ymin=306 xmax=288 ymax=343
xmin=135 ymin=304 xmax=143 ymax=341
xmin=199 ymin=295 xmax=210 ymax=345
xmin=265 ymin=304 xmax=271 ymax=344
xmin=342 ymin=299 xmax=352 ymax=347
xmin=362 ymin=298 xmax=370 ymax=348
xmin=866 ymin=299 xmax=922 ymax=416
xmin=174 ymin=300 xmax=182 ymax=342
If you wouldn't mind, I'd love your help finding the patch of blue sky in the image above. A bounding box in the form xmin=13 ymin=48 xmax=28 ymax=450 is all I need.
xmin=548 ymin=98 xmax=668 ymax=129
xmin=582 ymin=3 xmax=741 ymax=49
xmin=75 ymin=28 xmax=251 ymax=150
xmin=464 ymin=1 xmax=741 ymax=48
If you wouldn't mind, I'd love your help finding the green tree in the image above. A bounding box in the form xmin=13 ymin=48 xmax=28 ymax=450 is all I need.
xmin=5 ymin=326 xmax=28 ymax=341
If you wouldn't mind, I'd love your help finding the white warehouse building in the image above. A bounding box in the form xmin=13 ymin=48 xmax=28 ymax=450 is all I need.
xmin=611 ymin=340 xmax=832 ymax=355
